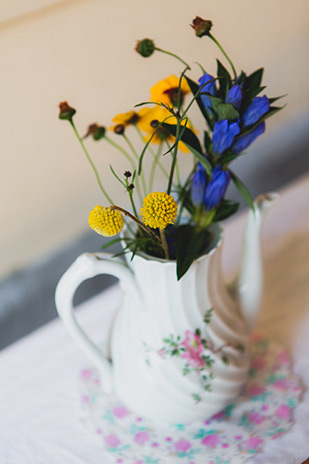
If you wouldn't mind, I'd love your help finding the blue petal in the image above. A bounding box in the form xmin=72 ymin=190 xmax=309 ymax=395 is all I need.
xmin=225 ymin=85 xmax=242 ymax=111
xmin=191 ymin=163 xmax=207 ymax=206
xmin=213 ymin=120 xmax=240 ymax=155
xmin=198 ymin=73 xmax=216 ymax=111
xmin=204 ymin=166 xmax=231 ymax=211
xmin=232 ymin=122 xmax=265 ymax=154
xmin=242 ymin=95 xmax=270 ymax=128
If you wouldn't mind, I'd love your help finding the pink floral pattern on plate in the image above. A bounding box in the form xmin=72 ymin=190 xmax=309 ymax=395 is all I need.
xmin=78 ymin=336 xmax=303 ymax=464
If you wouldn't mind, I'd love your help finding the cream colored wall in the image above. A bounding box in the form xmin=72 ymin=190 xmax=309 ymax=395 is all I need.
xmin=0 ymin=0 xmax=308 ymax=278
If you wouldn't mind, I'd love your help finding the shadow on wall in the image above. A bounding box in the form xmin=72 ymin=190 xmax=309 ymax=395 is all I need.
xmin=0 ymin=114 xmax=308 ymax=350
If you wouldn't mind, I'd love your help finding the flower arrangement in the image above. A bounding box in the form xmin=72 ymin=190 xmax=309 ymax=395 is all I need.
xmin=59 ymin=16 xmax=284 ymax=280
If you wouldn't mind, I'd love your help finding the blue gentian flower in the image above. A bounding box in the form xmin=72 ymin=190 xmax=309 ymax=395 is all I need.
xmin=225 ymin=84 xmax=242 ymax=111
xmin=242 ymin=95 xmax=270 ymax=128
xmin=198 ymin=73 xmax=216 ymax=111
xmin=204 ymin=166 xmax=231 ymax=210
xmin=191 ymin=163 xmax=207 ymax=206
xmin=213 ymin=120 xmax=240 ymax=155
xmin=232 ymin=122 xmax=265 ymax=154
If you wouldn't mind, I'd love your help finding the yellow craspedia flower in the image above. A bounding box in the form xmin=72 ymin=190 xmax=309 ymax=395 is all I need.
xmin=89 ymin=205 xmax=124 ymax=237
xmin=140 ymin=192 xmax=178 ymax=229
xmin=150 ymin=75 xmax=190 ymax=107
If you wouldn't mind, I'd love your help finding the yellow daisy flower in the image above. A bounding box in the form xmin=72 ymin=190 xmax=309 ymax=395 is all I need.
xmin=140 ymin=192 xmax=178 ymax=229
xmin=110 ymin=110 xmax=139 ymax=132
xmin=89 ymin=205 xmax=124 ymax=237
xmin=150 ymin=75 xmax=190 ymax=107
xmin=137 ymin=106 xmax=195 ymax=153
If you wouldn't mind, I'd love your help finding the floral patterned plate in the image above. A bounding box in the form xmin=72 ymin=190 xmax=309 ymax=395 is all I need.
xmin=78 ymin=335 xmax=303 ymax=464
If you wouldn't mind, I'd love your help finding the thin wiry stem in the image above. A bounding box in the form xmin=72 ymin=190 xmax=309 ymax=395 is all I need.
xmin=70 ymin=121 xmax=113 ymax=204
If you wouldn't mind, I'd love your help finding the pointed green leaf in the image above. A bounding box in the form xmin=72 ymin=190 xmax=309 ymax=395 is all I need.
xmin=208 ymin=96 xmax=239 ymax=120
xmin=216 ymin=59 xmax=231 ymax=97
xmin=229 ymin=170 xmax=254 ymax=211
xmin=183 ymin=143 xmax=212 ymax=177
xmin=219 ymin=151 xmax=239 ymax=164
xmin=203 ymin=131 xmax=212 ymax=153
xmin=161 ymin=122 xmax=203 ymax=153
xmin=175 ymin=225 xmax=211 ymax=280
xmin=109 ymin=165 xmax=126 ymax=187
xmin=245 ymin=68 xmax=264 ymax=90
xmin=237 ymin=105 xmax=286 ymax=138
xmin=242 ymin=86 xmax=267 ymax=108
xmin=101 ymin=237 xmax=123 ymax=251
xmin=213 ymin=201 xmax=239 ymax=222
xmin=269 ymin=94 xmax=287 ymax=104
xmin=138 ymin=115 xmax=174 ymax=174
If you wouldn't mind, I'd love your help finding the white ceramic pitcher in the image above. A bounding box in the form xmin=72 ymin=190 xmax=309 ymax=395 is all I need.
xmin=55 ymin=193 xmax=278 ymax=423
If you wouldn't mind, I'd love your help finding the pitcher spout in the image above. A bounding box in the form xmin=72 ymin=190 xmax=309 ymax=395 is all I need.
xmin=234 ymin=192 xmax=279 ymax=333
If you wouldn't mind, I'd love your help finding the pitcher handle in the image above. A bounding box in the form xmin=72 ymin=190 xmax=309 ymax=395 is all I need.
xmin=55 ymin=252 xmax=139 ymax=394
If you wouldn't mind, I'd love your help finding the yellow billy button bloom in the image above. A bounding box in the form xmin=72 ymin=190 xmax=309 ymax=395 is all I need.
xmin=89 ymin=205 xmax=124 ymax=237
xmin=140 ymin=192 xmax=178 ymax=229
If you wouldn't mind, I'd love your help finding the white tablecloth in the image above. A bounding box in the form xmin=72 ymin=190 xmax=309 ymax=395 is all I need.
xmin=1 ymin=175 xmax=309 ymax=464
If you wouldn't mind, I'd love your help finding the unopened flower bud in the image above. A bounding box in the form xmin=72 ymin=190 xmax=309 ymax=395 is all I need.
xmin=84 ymin=123 xmax=106 ymax=141
xmin=135 ymin=38 xmax=155 ymax=58
xmin=113 ymin=124 xmax=125 ymax=135
xmin=190 ymin=17 xmax=213 ymax=38
xmin=58 ymin=101 xmax=76 ymax=121
xmin=124 ymin=171 xmax=132 ymax=178
xmin=129 ymin=183 xmax=135 ymax=190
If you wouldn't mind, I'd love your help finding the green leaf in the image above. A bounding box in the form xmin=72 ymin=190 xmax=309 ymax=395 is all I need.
xmin=263 ymin=105 xmax=286 ymax=120
xmin=138 ymin=114 xmax=174 ymax=174
xmin=101 ymin=237 xmax=124 ymax=251
xmin=216 ymin=59 xmax=231 ymax=97
xmin=219 ymin=151 xmax=239 ymax=164
xmin=134 ymin=101 xmax=168 ymax=108
xmin=203 ymin=131 xmax=212 ymax=153
xmin=160 ymin=120 xmax=189 ymax=157
xmin=237 ymin=105 xmax=286 ymax=138
xmin=242 ymin=86 xmax=267 ymax=108
xmin=203 ymin=308 xmax=213 ymax=324
xmin=183 ymin=143 xmax=212 ymax=177
xmin=237 ymin=71 xmax=246 ymax=87
xmin=269 ymin=94 xmax=287 ymax=104
xmin=161 ymin=122 xmax=203 ymax=153
xmin=109 ymin=165 xmax=126 ymax=188
xmin=207 ymin=96 xmax=239 ymax=121
xmin=229 ymin=170 xmax=254 ymax=211
xmin=175 ymin=225 xmax=211 ymax=280
xmin=184 ymin=76 xmax=213 ymax=129
xmin=245 ymin=68 xmax=264 ymax=91
xmin=213 ymin=201 xmax=239 ymax=222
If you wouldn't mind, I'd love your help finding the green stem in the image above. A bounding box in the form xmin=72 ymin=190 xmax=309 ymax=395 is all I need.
xmin=123 ymin=134 xmax=147 ymax=197
xmin=167 ymin=119 xmax=181 ymax=194
xmin=134 ymin=124 xmax=169 ymax=180
xmin=125 ymin=178 xmax=139 ymax=218
xmin=166 ymin=140 xmax=181 ymax=187
xmin=174 ymin=165 xmax=195 ymax=227
xmin=70 ymin=121 xmax=113 ymax=204
xmin=208 ymin=33 xmax=237 ymax=80
xmin=175 ymin=160 xmax=181 ymax=186
xmin=149 ymin=143 xmax=163 ymax=192
xmin=155 ymin=47 xmax=191 ymax=70
xmin=111 ymin=205 xmax=162 ymax=245
xmin=159 ymin=228 xmax=169 ymax=260
xmin=104 ymin=134 xmax=142 ymax=201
